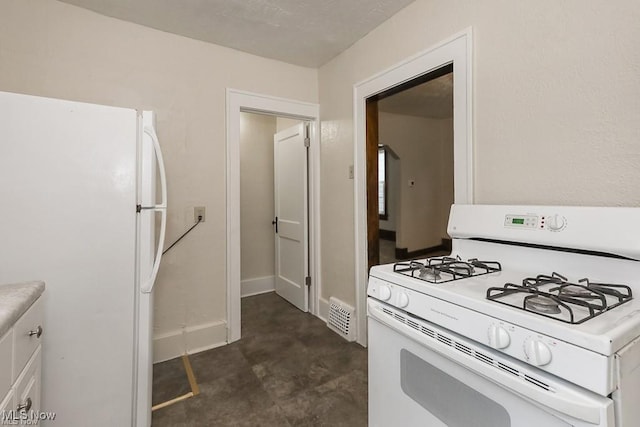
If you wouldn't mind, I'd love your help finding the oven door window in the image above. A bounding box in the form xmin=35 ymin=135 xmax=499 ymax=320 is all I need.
xmin=401 ymin=348 xmax=513 ymax=427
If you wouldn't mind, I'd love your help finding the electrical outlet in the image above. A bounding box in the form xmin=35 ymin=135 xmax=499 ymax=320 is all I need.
xmin=194 ymin=206 xmax=206 ymax=223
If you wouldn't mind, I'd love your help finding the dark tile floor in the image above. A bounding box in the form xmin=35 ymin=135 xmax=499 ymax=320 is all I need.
xmin=152 ymin=292 xmax=368 ymax=426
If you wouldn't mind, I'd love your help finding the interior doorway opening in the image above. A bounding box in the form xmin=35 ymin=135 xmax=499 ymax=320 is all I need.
xmin=367 ymin=64 xmax=454 ymax=269
xmin=226 ymin=89 xmax=321 ymax=343
xmin=354 ymin=29 xmax=473 ymax=346
xmin=239 ymin=112 xmax=311 ymax=323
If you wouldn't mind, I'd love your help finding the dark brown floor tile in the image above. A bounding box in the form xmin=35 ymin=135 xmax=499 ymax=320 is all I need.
xmin=277 ymin=370 xmax=368 ymax=427
xmin=152 ymin=357 xmax=191 ymax=406
xmin=320 ymin=342 xmax=368 ymax=378
xmin=182 ymin=374 xmax=277 ymax=425
xmin=153 ymin=292 xmax=368 ymax=426
xmin=251 ymin=354 xmax=334 ymax=400
xmin=151 ymin=398 xmax=194 ymax=427
xmin=189 ymin=342 xmax=250 ymax=384
xmin=238 ymin=331 xmax=307 ymax=365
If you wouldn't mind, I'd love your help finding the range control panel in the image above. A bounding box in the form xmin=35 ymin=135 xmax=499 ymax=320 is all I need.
xmin=504 ymin=214 xmax=539 ymax=229
xmin=504 ymin=214 xmax=567 ymax=232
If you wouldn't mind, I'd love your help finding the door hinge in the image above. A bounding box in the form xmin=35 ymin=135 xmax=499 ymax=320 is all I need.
xmin=304 ymin=123 xmax=310 ymax=147
xmin=305 ymin=276 xmax=311 ymax=287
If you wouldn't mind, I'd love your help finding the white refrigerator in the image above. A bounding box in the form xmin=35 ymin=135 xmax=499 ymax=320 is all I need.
xmin=0 ymin=91 xmax=167 ymax=426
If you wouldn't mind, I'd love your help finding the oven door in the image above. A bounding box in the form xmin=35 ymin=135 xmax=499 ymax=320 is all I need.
xmin=368 ymin=299 xmax=614 ymax=427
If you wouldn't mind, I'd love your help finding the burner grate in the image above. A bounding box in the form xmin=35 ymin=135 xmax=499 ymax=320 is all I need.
xmin=393 ymin=256 xmax=502 ymax=284
xmin=487 ymin=272 xmax=633 ymax=324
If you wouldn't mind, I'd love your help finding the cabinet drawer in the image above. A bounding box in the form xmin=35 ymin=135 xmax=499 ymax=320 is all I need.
xmin=14 ymin=347 xmax=41 ymax=422
xmin=0 ymin=329 xmax=12 ymax=397
xmin=13 ymin=299 xmax=43 ymax=381
xmin=0 ymin=387 xmax=15 ymax=415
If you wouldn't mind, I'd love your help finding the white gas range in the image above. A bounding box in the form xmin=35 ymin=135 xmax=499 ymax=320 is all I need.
xmin=367 ymin=205 xmax=640 ymax=427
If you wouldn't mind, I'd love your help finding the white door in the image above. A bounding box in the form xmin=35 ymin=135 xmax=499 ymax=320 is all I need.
xmin=273 ymin=123 xmax=309 ymax=312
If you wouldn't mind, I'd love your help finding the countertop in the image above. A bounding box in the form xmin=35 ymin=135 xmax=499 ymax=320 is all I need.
xmin=0 ymin=281 xmax=45 ymax=338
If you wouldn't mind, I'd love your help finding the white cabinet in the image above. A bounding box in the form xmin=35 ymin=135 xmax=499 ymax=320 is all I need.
xmin=0 ymin=298 xmax=43 ymax=424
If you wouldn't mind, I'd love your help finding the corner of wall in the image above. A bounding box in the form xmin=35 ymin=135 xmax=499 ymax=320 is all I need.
xmin=153 ymin=320 xmax=227 ymax=363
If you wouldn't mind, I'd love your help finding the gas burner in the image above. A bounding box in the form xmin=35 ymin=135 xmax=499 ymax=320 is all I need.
xmin=557 ymin=285 xmax=598 ymax=299
xmin=419 ymin=266 xmax=441 ymax=281
xmin=525 ymin=295 xmax=561 ymax=314
xmin=487 ymin=273 xmax=633 ymax=324
xmin=393 ymin=256 xmax=501 ymax=284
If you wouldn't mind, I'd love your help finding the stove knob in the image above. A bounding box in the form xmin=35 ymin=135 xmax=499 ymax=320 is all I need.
xmin=397 ymin=292 xmax=410 ymax=308
xmin=378 ymin=284 xmax=392 ymax=301
xmin=524 ymin=339 xmax=552 ymax=366
xmin=487 ymin=325 xmax=511 ymax=349
xmin=547 ymin=214 xmax=566 ymax=231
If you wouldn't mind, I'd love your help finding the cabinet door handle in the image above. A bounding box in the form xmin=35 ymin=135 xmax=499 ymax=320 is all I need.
xmin=17 ymin=397 xmax=32 ymax=412
xmin=28 ymin=326 xmax=43 ymax=338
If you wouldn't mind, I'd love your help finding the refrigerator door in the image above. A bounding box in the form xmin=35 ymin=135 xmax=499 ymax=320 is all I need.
xmin=0 ymin=91 xmax=138 ymax=426
xmin=135 ymin=111 xmax=167 ymax=427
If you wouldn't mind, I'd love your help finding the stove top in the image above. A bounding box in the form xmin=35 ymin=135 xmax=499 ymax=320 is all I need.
xmin=369 ymin=240 xmax=640 ymax=355
xmin=487 ymin=272 xmax=633 ymax=324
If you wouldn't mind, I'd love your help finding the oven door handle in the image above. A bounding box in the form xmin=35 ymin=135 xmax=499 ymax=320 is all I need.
xmin=368 ymin=300 xmax=613 ymax=425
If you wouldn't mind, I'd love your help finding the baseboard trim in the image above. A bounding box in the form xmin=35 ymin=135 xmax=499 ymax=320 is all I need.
xmin=241 ymin=275 xmax=275 ymax=298
xmin=395 ymin=238 xmax=452 ymax=260
xmin=318 ymin=297 xmax=329 ymax=322
xmin=153 ymin=320 xmax=227 ymax=364
xmin=379 ymin=229 xmax=396 ymax=241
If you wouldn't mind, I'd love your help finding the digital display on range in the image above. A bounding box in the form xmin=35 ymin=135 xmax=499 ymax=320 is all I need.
xmin=512 ymin=218 xmax=525 ymax=225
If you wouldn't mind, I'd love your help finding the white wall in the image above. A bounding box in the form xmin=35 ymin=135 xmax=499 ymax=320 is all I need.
xmin=240 ymin=113 xmax=276 ymax=293
xmin=276 ymin=117 xmax=302 ymax=133
xmin=319 ymin=0 xmax=640 ymax=308
xmin=379 ymin=112 xmax=453 ymax=252
xmin=0 ymin=0 xmax=318 ymax=360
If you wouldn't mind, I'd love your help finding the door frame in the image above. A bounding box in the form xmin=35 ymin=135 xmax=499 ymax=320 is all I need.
xmin=226 ymin=89 xmax=320 ymax=343
xmin=353 ymin=28 xmax=474 ymax=346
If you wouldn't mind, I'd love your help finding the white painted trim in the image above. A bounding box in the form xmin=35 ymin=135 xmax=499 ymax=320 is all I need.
xmin=241 ymin=275 xmax=275 ymax=297
xmin=353 ymin=28 xmax=474 ymax=347
xmin=318 ymin=297 xmax=330 ymax=323
xmin=152 ymin=321 xmax=227 ymax=363
xmin=226 ymin=89 xmax=321 ymax=343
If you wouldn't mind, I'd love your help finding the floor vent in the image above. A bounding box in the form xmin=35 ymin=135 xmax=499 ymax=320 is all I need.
xmin=327 ymin=297 xmax=355 ymax=341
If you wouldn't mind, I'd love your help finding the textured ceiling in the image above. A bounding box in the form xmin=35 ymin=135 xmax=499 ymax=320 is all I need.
xmin=378 ymin=73 xmax=453 ymax=119
xmin=57 ymin=0 xmax=415 ymax=68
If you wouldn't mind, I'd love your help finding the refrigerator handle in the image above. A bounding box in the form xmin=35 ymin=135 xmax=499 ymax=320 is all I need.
xmin=141 ymin=207 xmax=166 ymax=293
xmin=141 ymin=126 xmax=168 ymax=294
xmin=143 ymin=126 xmax=167 ymax=209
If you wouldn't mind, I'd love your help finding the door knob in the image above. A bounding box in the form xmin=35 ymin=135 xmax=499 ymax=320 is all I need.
xmin=272 ymin=217 xmax=278 ymax=233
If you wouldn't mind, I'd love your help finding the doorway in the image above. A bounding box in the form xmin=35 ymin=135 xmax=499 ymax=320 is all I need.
xmin=354 ymin=29 xmax=473 ymax=346
xmin=369 ymin=65 xmax=454 ymax=268
xmin=239 ymin=112 xmax=310 ymax=312
xmin=226 ymin=89 xmax=321 ymax=343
